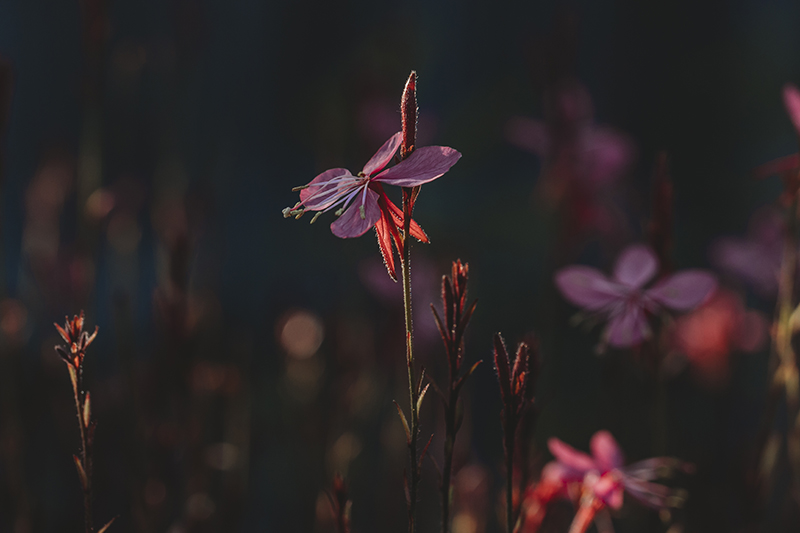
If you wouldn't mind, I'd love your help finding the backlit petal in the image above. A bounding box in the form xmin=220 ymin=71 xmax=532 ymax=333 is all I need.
xmin=783 ymin=83 xmax=800 ymax=136
xmin=373 ymin=145 xmax=461 ymax=187
xmin=555 ymin=266 xmax=623 ymax=311
xmin=613 ymin=245 xmax=658 ymax=288
xmin=548 ymin=437 xmax=596 ymax=473
xmin=330 ymin=187 xmax=381 ymax=238
xmin=590 ymin=431 xmax=624 ymax=471
xmin=362 ymin=132 xmax=402 ymax=177
xmin=605 ymin=305 xmax=650 ymax=348
xmin=647 ymin=270 xmax=717 ymax=311
xmin=299 ymin=168 xmax=359 ymax=211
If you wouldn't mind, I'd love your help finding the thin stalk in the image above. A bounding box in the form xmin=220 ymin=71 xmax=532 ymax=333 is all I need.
xmin=504 ymin=416 xmax=515 ymax=533
xmin=441 ymin=384 xmax=456 ymax=533
xmin=72 ymin=373 xmax=93 ymax=533
xmin=402 ymin=191 xmax=419 ymax=533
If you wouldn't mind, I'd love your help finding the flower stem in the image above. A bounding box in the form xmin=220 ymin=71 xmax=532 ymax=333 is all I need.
xmin=402 ymin=190 xmax=419 ymax=533
xmin=72 ymin=370 xmax=93 ymax=533
xmin=400 ymin=70 xmax=420 ymax=533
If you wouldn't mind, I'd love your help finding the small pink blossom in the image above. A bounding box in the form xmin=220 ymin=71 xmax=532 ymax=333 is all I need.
xmin=545 ymin=431 xmax=689 ymax=515
xmin=555 ymin=244 xmax=717 ymax=348
xmin=669 ymin=288 xmax=768 ymax=385
xmin=710 ymin=208 xmax=784 ymax=297
xmin=755 ymin=83 xmax=800 ymax=204
xmin=284 ymin=132 xmax=460 ymax=239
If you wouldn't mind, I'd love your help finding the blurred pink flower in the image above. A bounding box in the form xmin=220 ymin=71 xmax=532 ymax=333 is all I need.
xmin=670 ymin=288 xmax=768 ymax=384
xmin=543 ymin=431 xmax=690 ymax=509
xmin=506 ymin=83 xmax=634 ymax=189
xmin=284 ymin=132 xmax=460 ymax=239
xmin=755 ymin=83 xmax=800 ymax=204
xmin=555 ymin=245 xmax=717 ymax=348
xmin=710 ymin=208 xmax=784 ymax=297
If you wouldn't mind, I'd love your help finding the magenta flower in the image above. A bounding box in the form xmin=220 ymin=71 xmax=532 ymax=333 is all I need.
xmin=284 ymin=132 xmax=460 ymax=239
xmin=545 ymin=430 xmax=689 ymax=511
xmin=555 ymin=244 xmax=717 ymax=348
xmin=710 ymin=208 xmax=783 ymax=297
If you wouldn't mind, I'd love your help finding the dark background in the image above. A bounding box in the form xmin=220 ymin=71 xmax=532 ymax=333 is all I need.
xmin=0 ymin=0 xmax=798 ymax=532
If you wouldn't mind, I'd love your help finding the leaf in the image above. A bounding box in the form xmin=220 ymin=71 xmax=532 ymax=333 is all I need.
xmin=417 ymin=384 xmax=430 ymax=414
xmin=73 ymin=455 xmax=88 ymax=490
xmin=493 ymin=333 xmax=511 ymax=402
xmin=67 ymin=364 xmax=78 ymax=394
xmin=97 ymin=516 xmax=117 ymax=533
xmin=393 ymin=401 xmax=412 ymax=445
xmin=457 ymin=299 xmax=478 ymax=339
xmin=418 ymin=433 xmax=434 ymax=471
xmin=454 ymin=360 xmax=482 ymax=395
xmin=430 ymin=304 xmax=451 ymax=351
xmin=83 ymin=392 xmax=91 ymax=429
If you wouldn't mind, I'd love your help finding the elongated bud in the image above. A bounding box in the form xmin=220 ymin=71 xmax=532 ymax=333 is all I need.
xmin=83 ymin=392 xmax=92 ymax=429
xmin=401 ymin=71 xmax=417 ymax=160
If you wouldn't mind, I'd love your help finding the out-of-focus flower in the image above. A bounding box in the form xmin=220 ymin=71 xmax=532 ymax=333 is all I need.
xmin=506 ymin=83 xmax=633 ymax=189
xmin=755 ymin=83 xmax=800 ymax=204
xmin=527 ymin=431 xmax=689 ymax=533
xmin=506 ymin=82 xmax=634 ymax=239
xmin=710 ymin=208 xmax=783 ymax=297
xmin=283 ymin=132 xmax=460 ymax=239
xmin=555 ymin=244 xmax=717 ymax=348
xmin=669 ymin=288 xmax=768 ymax=382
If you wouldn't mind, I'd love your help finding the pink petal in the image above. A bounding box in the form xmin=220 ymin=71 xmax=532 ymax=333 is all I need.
xmin=592 ymin=474 xmax=624 ymax=510
xmin=372 ymin=145 xmax=461 ymax=187
xmin=330 ymin=187 xmax=381 ymax=238
xmin=504 ymin=117 xmax=550 ymax=155
xmin=590 ymin=431 xmax=624 ymax=471
xmin=548 ymin=437 xmax=596 ymax=473
xmin=299 ymin=168 xmax=358 ymax=211
xmin=647 ymin=270 xmax=717 ymax=311
xmin=605 ymin=304 xmax=650 ymax=348
xmin=783 ymin=83 xmax=800 ymax=136
xmin=554 ymin=266 xmax=624 ymax=311
xmin=613 ymin=245 xmax=658 ymax=288
xmin=580 ymin=127 xmax=633 ymax=186
xmin=362 ymin=132 xmax=402 ymax=177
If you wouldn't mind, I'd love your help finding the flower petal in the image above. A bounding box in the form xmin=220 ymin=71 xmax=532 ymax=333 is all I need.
xmin=591 ymin=473 xmax=624 ymax=510
xmin=613 ymin=245 xmax=658 ymax=288
xmin=554 ymin=266 xmax=623 ymax=311
xmin=330 ymin=187 xmax=381 ymax=238
xmin=646 ymin=270 xmax=717 ymax=311
xmin=784 ymin=83 xmax=800 ymax=136
xmin=299 ymin=168 xmax=359 ymax=211
xmin=504 ymin=117 xmax=550 ymax=155
xmin=590 ymin=431 xmax=624 ymax=471
xmin=362 ymin=132 xmax=402 ymax=177
xmin=548 ymin=437 xmax=596 ymax=474
xmin=605 ymin=304 xmax=650 ymax=348
xmin=373 ymin=145 xmax=461 ymax=187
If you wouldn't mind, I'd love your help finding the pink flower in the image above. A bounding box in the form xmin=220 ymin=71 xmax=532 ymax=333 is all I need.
xmin=755 ymin=83 xmax=800 ymax=204
xmin=284 ymin=132 xmax=460 ymax=239
xmin=545 ymin=430 xmax=690 ymax=511
xmin=669 ymin=288 xmax=768 ymax=384
xmin=555 ymin=244 xmax=717 ymax=348
xmin=710 ymin=208 xmax=784 ymax=297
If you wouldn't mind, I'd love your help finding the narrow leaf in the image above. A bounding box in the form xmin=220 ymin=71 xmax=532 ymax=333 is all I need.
xmin=418 ymin=433 xmax=434 ymax=470
xmin=417 ymin=383 xmax=430 ymax=414
xmin=67 ymin=364 xmax=78 ymax=393
xmin=73 ymin=455 xmax=88 ymax=490
xmin=493 ymin=333 xmax=511 ymax=402
xmin=454 ymin=360 xmax=482 ymax=395
xmin=429 ymin=453 xmax=442 ymax=483
xmin=97 ymin=516 xmax=117 ymax=533
xmin=430 ymin=305 xmax=451 ymax=350
xmin=393 ymin=400 xmax=412 ymax=445
xmin=83 ymin=392 xmax=92 ymax=429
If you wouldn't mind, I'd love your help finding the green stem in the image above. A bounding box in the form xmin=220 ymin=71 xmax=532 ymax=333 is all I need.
xmin=402 ymin=190 xmax=419 ymax=533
